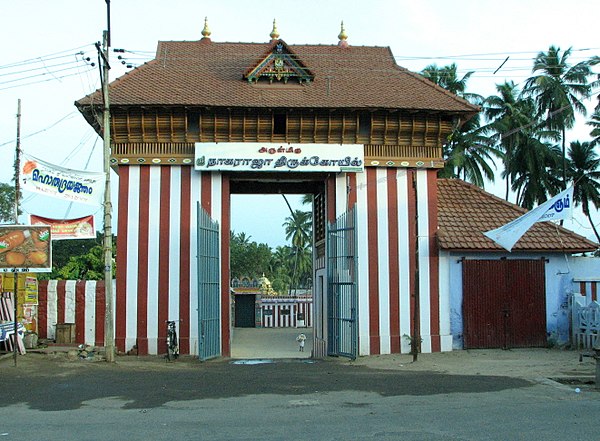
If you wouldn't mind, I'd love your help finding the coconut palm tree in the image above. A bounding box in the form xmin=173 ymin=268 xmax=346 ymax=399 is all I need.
xmin=567 ymin=140 xmax=600 ymax=243
xmin=440 ymin=113 xmax=502 ymax=188
xmin=422 ymin=63 xmax=501 ymax=188
xmin=587 ymin=109 xmax=600 ymax=146
xmin=283 ymin=209 xmax=312 ymax=249
xmin=510 ymin=136 xmax=562 ymax=209
xmin=421 ymin=63 xmax=475 ymax=99
xmin=523 ymin=46 xmax=595 ymax=188
xmin=484 ymin=81 xmax=539 ymax=200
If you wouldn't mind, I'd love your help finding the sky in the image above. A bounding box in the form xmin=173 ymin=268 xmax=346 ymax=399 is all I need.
xmin=1 ymin=0 xmax=599 ymax=247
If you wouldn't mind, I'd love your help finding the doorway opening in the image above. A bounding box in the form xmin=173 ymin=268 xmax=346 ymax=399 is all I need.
xmin=229 ymin=176 xmax=324 ymax=359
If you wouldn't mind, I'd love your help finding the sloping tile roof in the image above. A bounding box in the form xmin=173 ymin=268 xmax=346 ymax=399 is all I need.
xmin=77 ymin=39 xmax=478 ymax=113
xmin=437 ymin=179 xmax=598 ymax=253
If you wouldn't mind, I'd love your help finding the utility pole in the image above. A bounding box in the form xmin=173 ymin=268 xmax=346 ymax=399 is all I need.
xmin=97 ymin=28 xmax=115 ymax=363
xmin=14 ymin=99 xmax=21 ymax=224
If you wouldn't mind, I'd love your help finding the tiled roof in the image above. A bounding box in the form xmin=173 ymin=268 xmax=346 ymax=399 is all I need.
xmin=77 ymin=39 xmax=478 ymax=113
xmin=437 ymin=179 xmax=598 ymax=253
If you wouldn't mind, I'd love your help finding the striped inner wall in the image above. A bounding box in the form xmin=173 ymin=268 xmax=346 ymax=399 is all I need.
xmin=261 ymin=301 xmax=313 ymax=328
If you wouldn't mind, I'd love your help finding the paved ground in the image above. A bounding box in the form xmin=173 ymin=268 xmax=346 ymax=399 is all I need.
xmin=1 ymin=343 xmax=598 ymax=440
xmin=231 ymin=327 xmax=313 ymax=359
xmin=2 ymin=343 xmax=597 ymax=386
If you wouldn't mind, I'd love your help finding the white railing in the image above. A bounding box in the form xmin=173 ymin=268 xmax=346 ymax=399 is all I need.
xmin=571 ymin=293 xmax=600 ymax=350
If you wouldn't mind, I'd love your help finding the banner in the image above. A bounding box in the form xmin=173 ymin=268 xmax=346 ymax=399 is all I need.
xmin=20 ymin=152 xmax=105 ymax=206
xmin=483 ymin=186 xmax=574 ymax=252
xmin=30 ymin=214 xmax=95 ymax=240
xmin=195 ymin=143 xmax=364 ymax=173
xmin=0 ymin=225 xmax=52 ymax=272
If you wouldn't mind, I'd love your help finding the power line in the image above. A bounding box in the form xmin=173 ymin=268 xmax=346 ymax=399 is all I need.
xmin=0 ymin=112 xmax=77 ymax=148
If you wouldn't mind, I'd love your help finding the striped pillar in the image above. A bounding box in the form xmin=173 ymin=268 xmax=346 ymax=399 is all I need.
xmin=337 ymin=168 xmax=447 ymax=356
xmin=115 ymin=165 xmax=223 ymax=356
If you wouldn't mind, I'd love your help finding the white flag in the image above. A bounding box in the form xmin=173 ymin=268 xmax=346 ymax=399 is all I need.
xmin=20 ymin=152 xmax=105 ymax=206
xmin=483 ymin=186 xmax=573 ymax=251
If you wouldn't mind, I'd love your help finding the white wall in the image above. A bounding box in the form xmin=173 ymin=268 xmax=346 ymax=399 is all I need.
xmin=440 ymin=251 xmax=599 ymax=349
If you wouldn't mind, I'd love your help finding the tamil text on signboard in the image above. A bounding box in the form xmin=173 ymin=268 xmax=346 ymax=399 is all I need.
xmin=195 ymin=143 xmax=364 ymax=173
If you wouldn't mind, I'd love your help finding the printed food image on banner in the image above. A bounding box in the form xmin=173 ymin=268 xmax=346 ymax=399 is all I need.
xmin=20 ymin=152 xmax=105 ymax=206
xmin=0 ymin=225 xmax=52 ymax=272
xmin=30 ymin=214 xmax=95 ymax=240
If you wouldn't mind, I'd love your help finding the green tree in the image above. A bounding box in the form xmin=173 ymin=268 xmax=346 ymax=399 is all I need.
xmin=56 ymin=244 xmax=106 ymax=280
xmin=422 ymin=63 xmax=500 ymax=188
xmin=484 ymin=81 xmax=538 ymax=200
xmin=440 ymin=114 xmax=501 ymax=187
xmin=523 ymin=46 xmax=595 ymax=188
xmin=269 ymin=245 xmax=293 ymax=294
xmin=283 ymin=209 xmax=312 ymax=248
xmin=587 ymin=109 xmax=600 ymax=146
xmin=510 ymin=137 xmax=562 ymax=209
xmin=0 ymin=183 xmax=17 ymax=224
xmin=229 ymin=231 xmax=273 ymax=279
xmin=421 ymin=63 xmax=475 ymax=98
xmin=567 ymin=141 xmax=600 ymax=243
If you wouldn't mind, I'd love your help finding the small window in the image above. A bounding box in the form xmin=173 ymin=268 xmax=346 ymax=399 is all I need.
xmin=188 ymin=111 xmax=200 ymax=134
xmin=273 ymin=113 xmax=287 ymax=135
xmin=358 ymin=113 xmax=371 ymax=137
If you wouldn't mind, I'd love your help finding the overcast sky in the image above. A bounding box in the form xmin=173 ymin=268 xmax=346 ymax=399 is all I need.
xmin=1 ymin=0 xmax=599 ymax=246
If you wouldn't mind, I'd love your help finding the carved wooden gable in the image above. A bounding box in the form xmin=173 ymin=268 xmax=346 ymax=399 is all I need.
xmin=244 ymin=40 xmax=313 ymax=84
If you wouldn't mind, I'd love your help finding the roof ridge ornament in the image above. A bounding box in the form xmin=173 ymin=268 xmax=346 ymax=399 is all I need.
xmin=338 ymin=21 xmax=348 ymax=47
xmin=270 ymin=19 xmax=280 ymax=41
xmin=244 ymin=39 xmax=314 ymax=84
xmin=201 ymin=17 xmax=211 ymax=40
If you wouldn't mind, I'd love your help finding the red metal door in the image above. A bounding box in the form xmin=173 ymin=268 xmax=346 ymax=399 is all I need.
xmin=462 ymin=259 xmax=546 ymax=349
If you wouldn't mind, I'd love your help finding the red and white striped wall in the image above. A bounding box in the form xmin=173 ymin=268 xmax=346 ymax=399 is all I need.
xmin=116 ymin=165 xmax=225 ymax=356
xmin=114 ymin=164 xmax=449 ymax=357
xmin=329 ymin=168 xmax=450 ymax=356
xmin=261 ymin=299 xmax=313 ymax=328
xmin=37 ymin=280 xmax=111 ymax=346
xmin=575 ymin=279 xmax=599 ymax=303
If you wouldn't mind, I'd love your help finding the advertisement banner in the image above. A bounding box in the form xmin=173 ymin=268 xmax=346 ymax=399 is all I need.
xmin=20 ymin=152 xmax=105 ymax=206
xmin=0 ymin=225 xmax=52 ymax=272
xmin=195 ymin=143 xmax=364 ymax=173
xmin=30 ymin=214 xmax=95 ymax=240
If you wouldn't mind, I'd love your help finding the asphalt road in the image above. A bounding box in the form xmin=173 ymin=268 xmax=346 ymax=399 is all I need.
xmin=1 ymin=357 xmax=599 ymax=440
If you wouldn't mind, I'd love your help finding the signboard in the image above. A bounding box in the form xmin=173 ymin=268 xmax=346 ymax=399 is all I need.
xmin=20 ymin=152 xmax=105 ymax=206
xmin=195 ymin=143 xmax=364 ymax=173
xmin=30 ymin=214 xmax=95 ymax=240
xmin=17 ymin=276 xmax=38 ymax=305
xmin=0 ymin=225 xmax=52 ymax=272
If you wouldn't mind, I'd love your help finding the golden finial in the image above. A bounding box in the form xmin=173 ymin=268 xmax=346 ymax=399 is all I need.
xmin=338 ymin=21 xmax=349 ymax=47
xmin=201 ymin=17 xmax=211 ymax=39
xmin=338 ymin=21 xmax=348 ymax=41
xmin=270 ymin=19 xmax=280 ymax=40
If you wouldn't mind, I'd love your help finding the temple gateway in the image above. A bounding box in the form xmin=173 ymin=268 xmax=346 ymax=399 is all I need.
xmin=76 ymin=21 xmax=595 ymax=359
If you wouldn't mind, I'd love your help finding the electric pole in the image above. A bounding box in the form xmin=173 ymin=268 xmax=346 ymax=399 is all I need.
xmin=14 ymin=99 xmax=21 ymax=224
xmin=97 ymin=28 xmax=115 ymax=363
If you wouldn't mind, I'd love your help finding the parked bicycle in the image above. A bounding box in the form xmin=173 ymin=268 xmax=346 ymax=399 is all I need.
xmin=165 ymin=320 xmax=180 ymax=361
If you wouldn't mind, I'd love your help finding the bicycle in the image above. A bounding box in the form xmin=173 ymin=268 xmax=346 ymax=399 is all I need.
xmin=165 ymin=320 xmax=180 ymax=361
